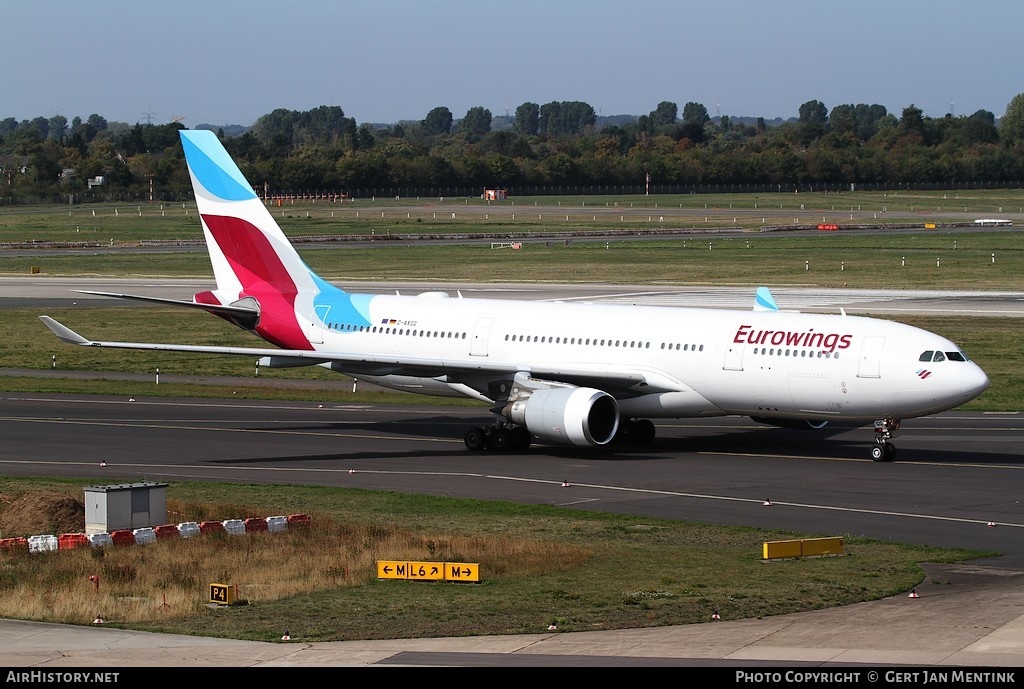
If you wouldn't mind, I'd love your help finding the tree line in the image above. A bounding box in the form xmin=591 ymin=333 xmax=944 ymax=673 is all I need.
xmin=4 ymin=95 xmax=1024 ymax=203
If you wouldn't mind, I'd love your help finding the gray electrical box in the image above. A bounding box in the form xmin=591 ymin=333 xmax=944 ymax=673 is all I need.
xmin=84 ymin=482 xmax=168 ymax=535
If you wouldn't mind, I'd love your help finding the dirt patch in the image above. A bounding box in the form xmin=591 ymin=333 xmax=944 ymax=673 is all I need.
xmin=0 ymin=491 xmax=85 ymax=537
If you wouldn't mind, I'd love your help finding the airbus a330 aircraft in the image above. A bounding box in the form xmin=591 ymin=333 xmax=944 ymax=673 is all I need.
xmin=41 ymin=130 xmax=990 ymax=461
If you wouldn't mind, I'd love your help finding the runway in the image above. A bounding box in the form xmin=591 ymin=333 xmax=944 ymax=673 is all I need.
xmin=0 ymin=394 xmax=1021 ymax=568
xmin=3 ymin=276 xmax=1024 ymax=316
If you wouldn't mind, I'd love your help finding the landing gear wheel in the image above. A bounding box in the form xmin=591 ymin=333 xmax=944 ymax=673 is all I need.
xmin=464 ymin=427 xmax=487 ymax=451
xmin=614 ymin=419 xmax=635 ymax=444
xmin=489 ymin=428 xmax=511 ymax=451
xmin=614 ymin=418 xmax=655 ymax=445
xmin=871 ymin=418 xmax=900 ymax=462
xmin=510 ymin=427 xmax=532 ymax=451
xmin=633 ymin=419 xmax=656 ymax=444
xmin=464 ymin=424 xmax=530 ymax=452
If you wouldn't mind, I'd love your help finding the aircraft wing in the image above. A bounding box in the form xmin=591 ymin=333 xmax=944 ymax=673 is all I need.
xmin=39 ymin=316 xmax=681 ymax=395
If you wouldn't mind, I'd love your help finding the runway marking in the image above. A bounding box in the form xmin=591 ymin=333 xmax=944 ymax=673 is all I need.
xmin=11 ymin=411 xmax=1016 ymax=434
xmin=2 ymin=396 xmax=472 ymax=416
xmin=557 ymin=498 xmax=603 ymax=507
xmin=0 ymin=417 xmax=462 ymax=443
xmin=475 ymin=473 xmax=1024 ymax=530
xmin=0 ymin=458 xmax=1019 ymax=531
xmin=1 ymin=416 xmax=1020 ymax=461
xmin=693 ymin=450 xmax=1024 ymax=470
xmin=882 ymin=309 xmax=1024 ymax=315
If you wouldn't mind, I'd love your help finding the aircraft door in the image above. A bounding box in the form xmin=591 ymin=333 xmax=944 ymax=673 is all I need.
xmin=305 ymin=304 xmax=330 ymax=344
xmin=723 ymin=343 xmax=744 ymax=371
xmin=470 ymin=317 xmax=495 ymax=356
xmin=857 ymin=336 xmax=884 ymax=378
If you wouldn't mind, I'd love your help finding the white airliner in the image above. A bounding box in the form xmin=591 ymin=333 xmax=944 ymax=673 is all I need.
xmin=40 ymin=130 xmax=990 ymax=461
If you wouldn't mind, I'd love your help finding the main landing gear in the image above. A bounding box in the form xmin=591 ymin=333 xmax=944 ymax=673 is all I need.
xmin=614 ymin=418 xmax=656 ymax=445
xmin=464 ymin=424 xmax=532 ymax=452
xmin=871 ymin=417 xmax=900 ymax=462
xmin=462 ymin=417 xmax=658 ymax=452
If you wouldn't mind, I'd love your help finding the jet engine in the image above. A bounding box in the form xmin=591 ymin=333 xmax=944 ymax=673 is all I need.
xmin=503 ymin=387 xmax=619 ymax=447
xmin=750 ymin=416 xmax=829 ymax=431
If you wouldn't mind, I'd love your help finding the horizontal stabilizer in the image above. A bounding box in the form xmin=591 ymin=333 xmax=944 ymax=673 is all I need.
xmin=74 ymin=290 xmax=260 ymax=320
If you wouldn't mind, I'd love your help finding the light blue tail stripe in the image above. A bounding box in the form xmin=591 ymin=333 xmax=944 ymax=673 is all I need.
xmin=180 ymin=130 xmax=256 ymax=202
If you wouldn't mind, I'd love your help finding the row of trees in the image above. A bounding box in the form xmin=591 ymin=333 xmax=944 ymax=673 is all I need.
xmin=4 ymin=95 xmax=1024 ymax=203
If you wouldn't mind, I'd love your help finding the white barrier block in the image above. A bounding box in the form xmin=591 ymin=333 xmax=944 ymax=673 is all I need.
xmin=222 ymin=519 xmax=245 ymax=535
xmin=28 ymin=535 xmax=58 ymax=553
xmin=88 ymin=533 xmax=113 ymax=548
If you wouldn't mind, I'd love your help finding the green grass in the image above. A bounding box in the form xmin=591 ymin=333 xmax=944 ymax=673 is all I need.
xmin=2 ymin=232 xmax=1023 ymax=290
xmin=3 ymin=189 xmax=1023 ymax=289
xmin=2 ymin=211 xmax=1022 ymax=287
xmin=1 ymin=187 xmax=1022 ymax=244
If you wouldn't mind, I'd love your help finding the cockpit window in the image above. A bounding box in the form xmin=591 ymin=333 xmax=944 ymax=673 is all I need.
xmin=920 ymin=349 xmax=970 ymax=363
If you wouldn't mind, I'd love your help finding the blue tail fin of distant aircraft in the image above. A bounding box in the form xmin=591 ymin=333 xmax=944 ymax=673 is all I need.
xmin=753 ymin=286 xmax=780 ymax=312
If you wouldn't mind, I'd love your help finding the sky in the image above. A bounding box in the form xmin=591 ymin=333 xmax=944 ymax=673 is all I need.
xmin=4 ymin=1 xmax=1024 ymax=128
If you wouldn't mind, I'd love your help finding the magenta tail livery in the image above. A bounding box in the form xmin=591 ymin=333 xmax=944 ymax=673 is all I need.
xmin=40 ymin=129 xmax=989 ymax=460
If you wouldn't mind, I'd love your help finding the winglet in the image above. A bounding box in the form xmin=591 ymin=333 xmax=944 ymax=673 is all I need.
xmin=753 ymin=286 xmax=780 ymax=312
xmin=39 ymin=316 xmax=93 ymax=345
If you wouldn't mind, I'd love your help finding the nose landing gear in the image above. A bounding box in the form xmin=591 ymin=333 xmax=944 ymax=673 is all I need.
xmin=871 ymin=418 xmax=900 ymax=462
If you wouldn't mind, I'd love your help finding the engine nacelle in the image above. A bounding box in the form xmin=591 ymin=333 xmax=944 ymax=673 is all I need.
xmin=750 ymin=416 xmax=829 ymax=431
xmin=504 ymin=387 xmax=619 ymax=447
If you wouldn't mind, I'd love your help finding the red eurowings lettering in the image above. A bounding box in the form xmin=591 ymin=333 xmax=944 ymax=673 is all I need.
xmin=733 ymin=324 xmax=853 ymax=352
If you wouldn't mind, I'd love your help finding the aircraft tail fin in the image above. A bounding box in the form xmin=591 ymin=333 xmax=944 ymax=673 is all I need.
xmin=180 ymin=129 xmax=339 ymax=349
xmin=180 ymin=129 xmax=327 ymax=296
xmin=753 ymin=286 xmax=780 ymax=312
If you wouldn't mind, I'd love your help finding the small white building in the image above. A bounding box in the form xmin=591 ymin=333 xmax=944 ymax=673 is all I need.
xmin=84 ymin=482 xmax=168 ymax=535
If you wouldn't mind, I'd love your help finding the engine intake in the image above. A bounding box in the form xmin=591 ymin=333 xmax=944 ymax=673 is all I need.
xmin=504 ymin=387 xmax=619 ymax=447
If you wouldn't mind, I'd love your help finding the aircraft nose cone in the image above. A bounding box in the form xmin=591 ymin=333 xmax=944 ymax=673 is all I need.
xmin=963 ymin=363 xmax=990 ymax=400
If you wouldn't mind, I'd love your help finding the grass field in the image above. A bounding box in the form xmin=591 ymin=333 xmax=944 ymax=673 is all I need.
xmin=2 ymin=189 xmax=1023 ymax=291
xmin=0 ymin=193 xmax=1019 ymax=641
xmin=0 ymin=479 xmax=991 ymax=641
xmin=1 ymin=187 xmax=1022 ymax=245
xmin=2 ymin=230 xmax=1023 ymax=290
